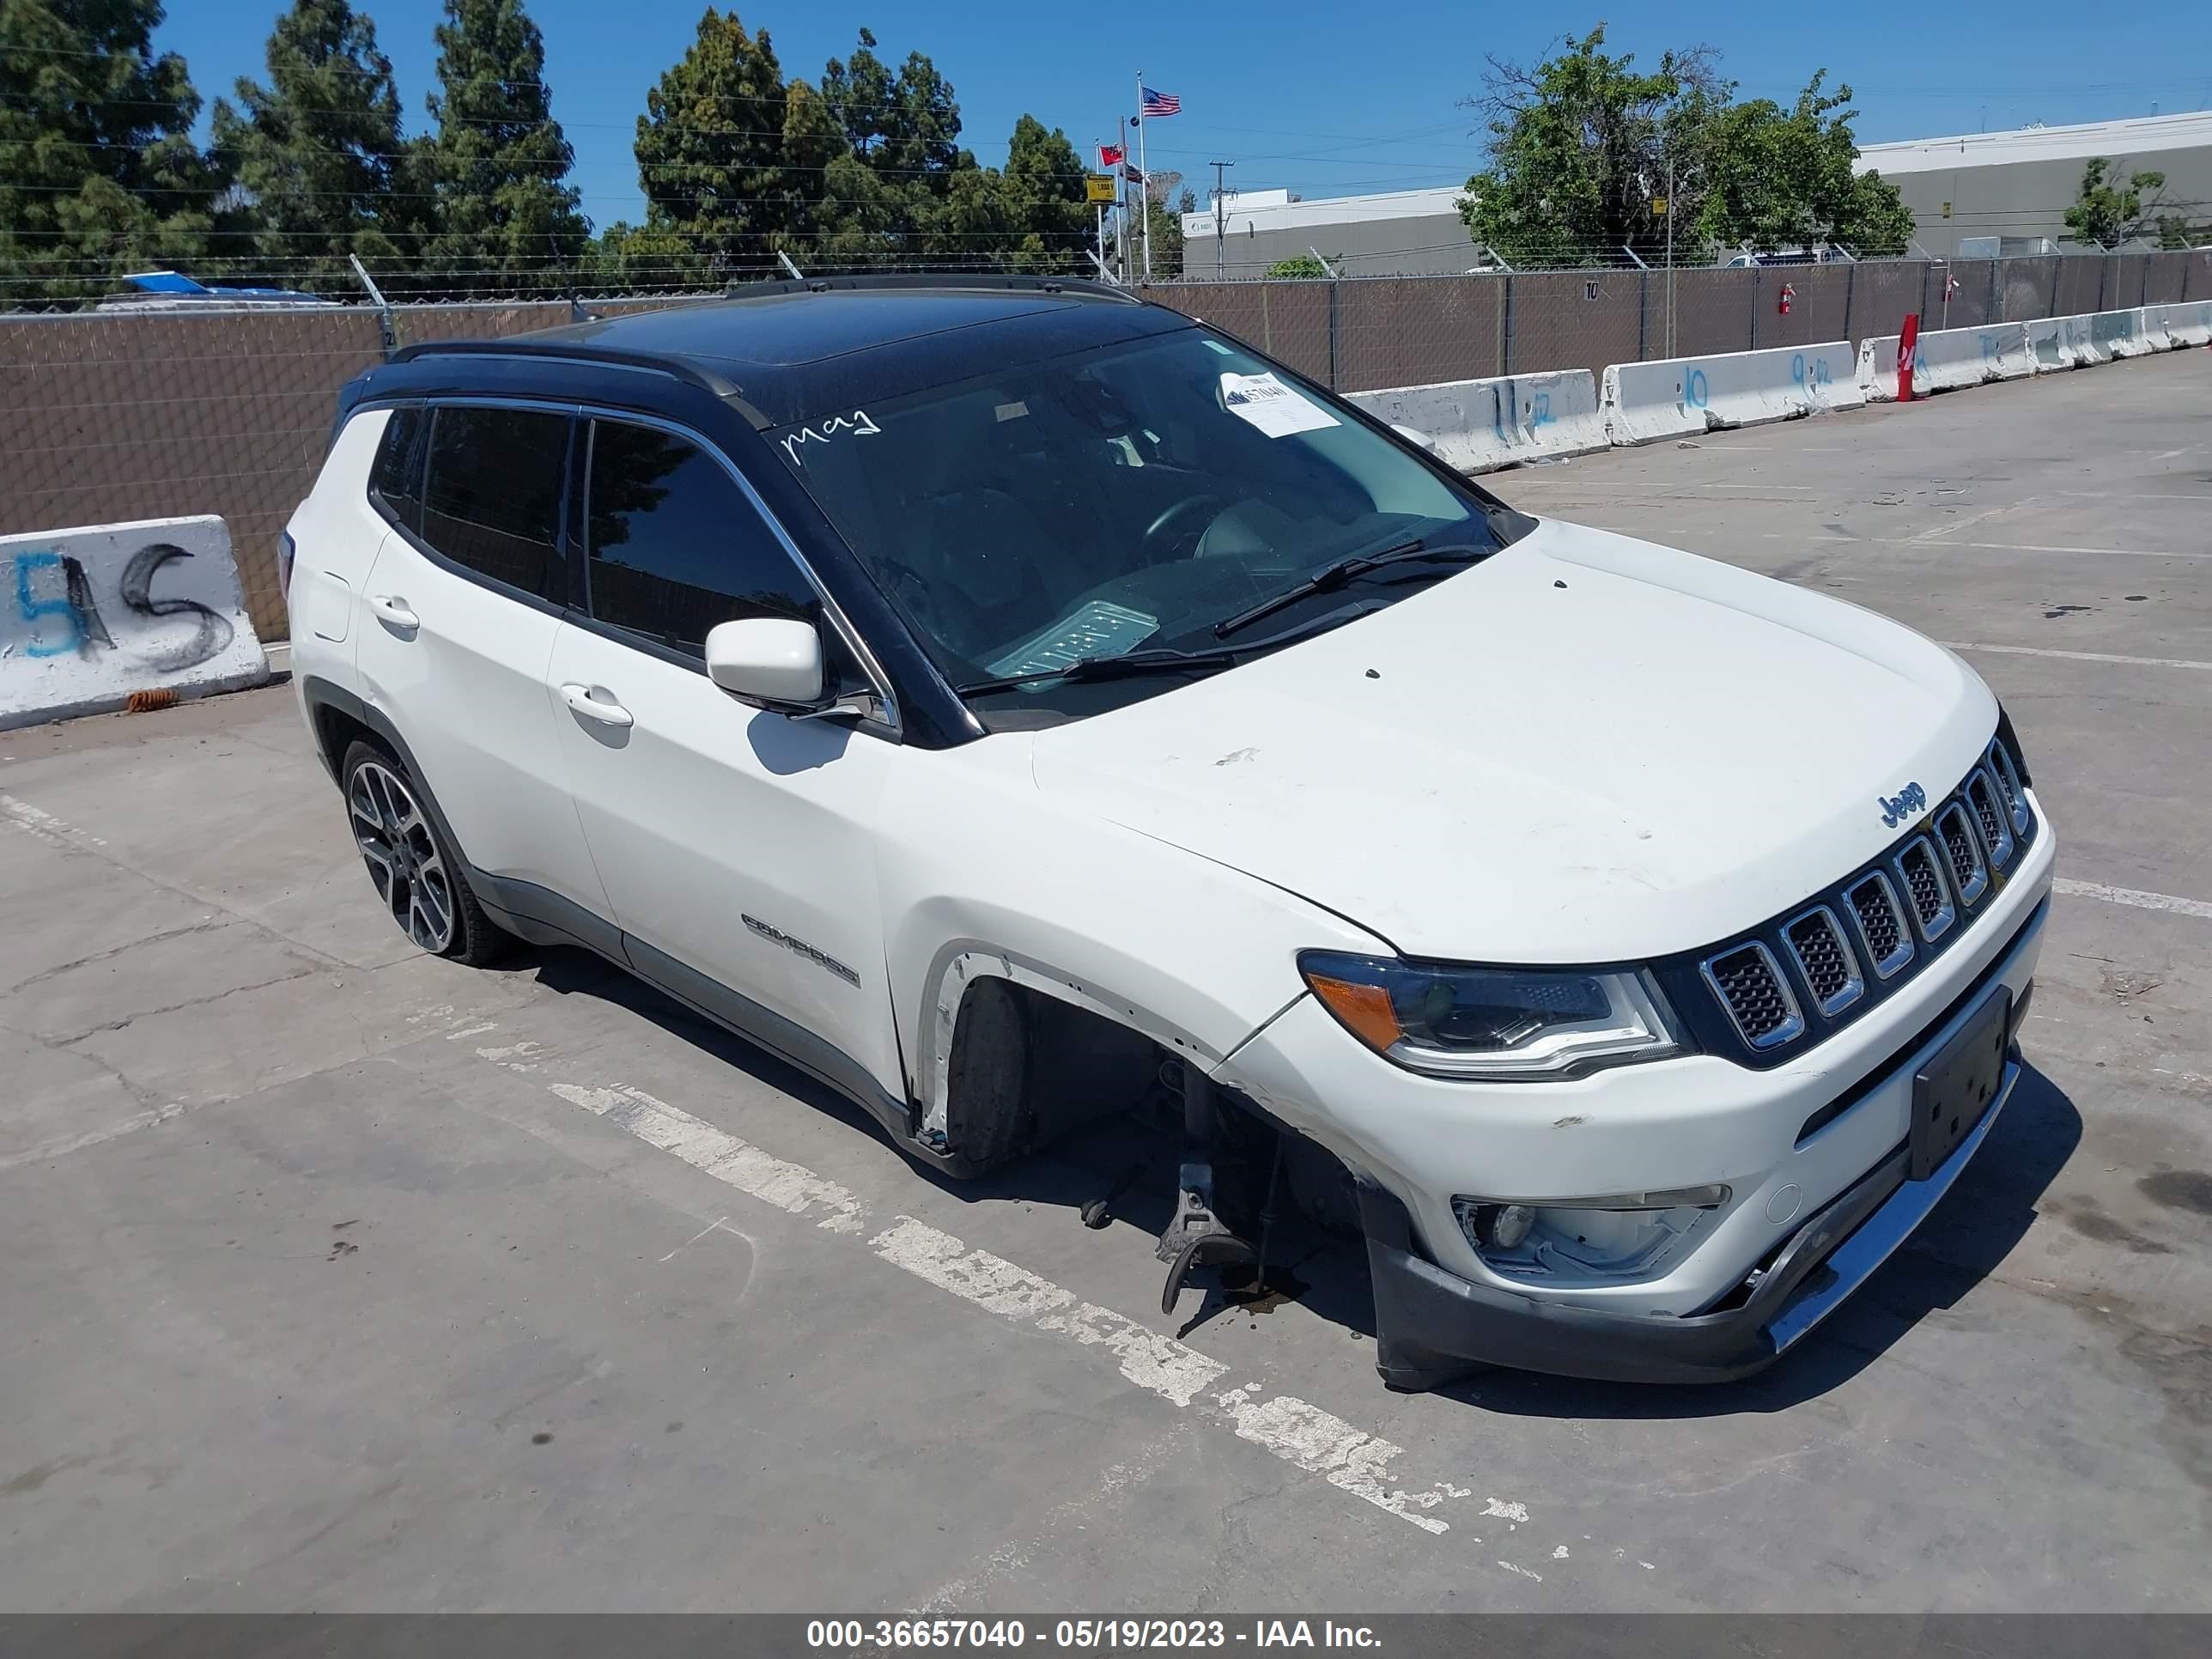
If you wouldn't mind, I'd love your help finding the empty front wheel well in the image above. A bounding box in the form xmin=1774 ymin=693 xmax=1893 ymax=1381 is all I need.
xmin=941 ymin=975 xmax=1164 ymax=1174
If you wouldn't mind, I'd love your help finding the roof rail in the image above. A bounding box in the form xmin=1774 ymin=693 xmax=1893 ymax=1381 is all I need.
xmin=381 ymin=338 xmax=751 ymax=404
xmin=720 ymin=271 xmax=1141 ymax=305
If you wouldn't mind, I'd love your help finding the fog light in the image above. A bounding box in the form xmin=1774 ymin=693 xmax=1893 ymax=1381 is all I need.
xmin=1455 ymin=1200 xmax=1536 ymax=1251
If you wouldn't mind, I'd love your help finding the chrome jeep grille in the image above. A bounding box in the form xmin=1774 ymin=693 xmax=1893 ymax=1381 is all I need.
xmin=1702 ymin=942 xmax=1803 ymax=1049
xmin=1966 ymin=769 xmax=2014 ymax=867
xmin=1692 ymin=732 xmax=2038 ymax=1060
xmin=1937 ymin=803 xmax=1990 ymax=904
xmin=1784 ymin=906 xmax=1864 ymax=1016
xmin=1845 ymin=872 xmax=1913 ymax=978
xmin=1896 ymin=837 xmax=1956 ymax=941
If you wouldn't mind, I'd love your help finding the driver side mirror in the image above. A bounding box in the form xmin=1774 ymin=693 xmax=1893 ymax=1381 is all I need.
xmin=1390 ymin=422 xmax=1440 ymax=455
xmin=705 ymin=617 xmax=825 ymax=709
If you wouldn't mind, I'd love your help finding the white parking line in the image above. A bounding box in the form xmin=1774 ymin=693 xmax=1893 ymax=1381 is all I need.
xmin=2052 ymin=878 xmax=2212 ymax=922
xmin=530 ymin=1067 xmax=1485 ymax=1537
xmin=1910 ymin=504 xmax=2021 ymax=543
xmin=1940 ymin=641 xmax=2212 ymax=672
xmin=1756 ymin=534 xmax=2207 ymax=560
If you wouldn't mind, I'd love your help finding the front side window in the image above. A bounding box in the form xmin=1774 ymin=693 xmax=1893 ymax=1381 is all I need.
xmin=583 ymin=419 xmax=823 ymax=656
xmin=765 ymin=325 xmax=1513 ymax=714
xmin=419 ymin=406 xmax=570 ymax=604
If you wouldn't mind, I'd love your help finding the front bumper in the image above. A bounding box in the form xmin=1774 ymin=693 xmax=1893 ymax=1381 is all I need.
xmin=1214 ymin=789 xmax=2054 ymax=1387
xmin=1359 ymin=1030 xmax=2022 ymax=1388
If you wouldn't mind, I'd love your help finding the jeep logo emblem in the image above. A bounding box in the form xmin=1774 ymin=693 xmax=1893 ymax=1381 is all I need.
xmin=1878 ymin=781 xmax=1928 ymax=829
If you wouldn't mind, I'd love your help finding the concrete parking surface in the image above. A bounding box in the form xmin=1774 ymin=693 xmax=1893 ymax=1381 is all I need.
xmin=3 ymin=349 xmax=2208 ymax=1613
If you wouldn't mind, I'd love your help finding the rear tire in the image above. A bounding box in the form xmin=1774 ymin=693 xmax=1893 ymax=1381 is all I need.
xmin=339 ymin=739 xmax=512 ymax=966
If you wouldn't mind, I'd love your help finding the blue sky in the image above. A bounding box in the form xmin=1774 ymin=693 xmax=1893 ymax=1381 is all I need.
xmin=156 ymin=0 xmax=2212 ymax=228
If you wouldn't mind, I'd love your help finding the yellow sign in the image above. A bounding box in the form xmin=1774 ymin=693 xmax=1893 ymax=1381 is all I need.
xmin=1651 ymin=196 xmax=1668 ymax=216
xmin=1085 ymin=175 xmax=1118 ymax=204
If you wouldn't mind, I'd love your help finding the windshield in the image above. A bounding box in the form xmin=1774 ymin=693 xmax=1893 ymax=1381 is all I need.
xmin=767 ymin=326 xmax=1514 ymax=713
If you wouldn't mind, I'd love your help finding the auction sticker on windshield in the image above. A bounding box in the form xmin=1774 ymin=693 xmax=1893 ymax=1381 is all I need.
xmin=1219 ymin=371 xmax=1339 ymax=438
xmin=987 ymin=600 xmax=1160 ymax=679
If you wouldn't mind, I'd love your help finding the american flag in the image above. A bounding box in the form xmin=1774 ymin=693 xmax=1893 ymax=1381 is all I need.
xmin=1140 ymin=86 xmax=1181 ymax=118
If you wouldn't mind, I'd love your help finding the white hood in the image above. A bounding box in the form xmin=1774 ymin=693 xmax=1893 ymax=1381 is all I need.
xmin=1027 ymin=520 xmax=1997 ymax=963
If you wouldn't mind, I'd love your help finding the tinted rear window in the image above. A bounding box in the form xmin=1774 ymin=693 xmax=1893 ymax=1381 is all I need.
xmin=420 ymin=407 xmax=570 ymax=603
xmin=368 ymin=406 xmax=425 ymax=529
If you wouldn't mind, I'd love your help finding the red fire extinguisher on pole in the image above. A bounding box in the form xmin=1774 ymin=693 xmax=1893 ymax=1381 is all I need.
xmin=1778 ymin=283 xmax=1796 ymax=316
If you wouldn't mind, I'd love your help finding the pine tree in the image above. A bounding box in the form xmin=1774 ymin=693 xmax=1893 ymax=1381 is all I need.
xmin=996 ymin=116 xmax=1089 ymax=272
xmin=819 ymin=28 xmax=977 ymax=260
xmin=210 ymin=0 xmax=407 ymax=294
xmin=631 ymin=9 xmax=790 ymax=277
xmin=417 ymin=0 xmax=586 ymax=291
xmin=0 ymin=0 xmax=218 ymax=301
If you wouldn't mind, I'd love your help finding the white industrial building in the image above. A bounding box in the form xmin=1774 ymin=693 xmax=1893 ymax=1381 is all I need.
xmin=1856 ymin=110 xmax=2212 ymax=259
xmin=1176 ymin=110 xmax=2212 ymax=278
xmin=1178 ymin=185 xmax=1474 ymax=278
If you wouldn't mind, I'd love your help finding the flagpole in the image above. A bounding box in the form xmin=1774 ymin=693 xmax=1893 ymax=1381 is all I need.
xmin=1116 ymin=114 xmax=1129 ymax=284
xmin=1136 ymin=72 xmax=1151 ymax=281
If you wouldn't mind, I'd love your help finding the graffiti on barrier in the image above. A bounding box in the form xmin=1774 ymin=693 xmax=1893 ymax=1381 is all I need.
xmin=9 ymin=543 xmax=234 ymax=673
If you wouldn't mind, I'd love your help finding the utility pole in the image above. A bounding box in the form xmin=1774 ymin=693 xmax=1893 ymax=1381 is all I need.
xmin=1664 ymin=151 xmax=1677 ymax=358
xmin=1210 ymin=160 xmax=1234 ymax=279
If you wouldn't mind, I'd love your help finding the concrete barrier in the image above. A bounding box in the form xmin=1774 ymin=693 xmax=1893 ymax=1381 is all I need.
xmin=2 ymin=516 xmax=270 ymax=732
xmin=1348 ymin=369 xmax=1607 ymax=472
xmin=2143 ymin=301 xmax=2212 ymax=349
xmin=2067 ymin=308 xmax=2156 ymax=363
xmin=1857 ymin=324 xmax=2032 ymax=399
xmin=1602 ymin=342 xmax=1861 ymax=444
xmin=2025 ymin=316 xmax=2080 ymax=373
xmin=1857 ymin=336 xmax=1900 ymax=402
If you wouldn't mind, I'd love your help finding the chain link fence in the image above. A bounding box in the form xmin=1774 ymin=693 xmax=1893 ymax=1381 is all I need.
xmin=4 ymin=249 xmax=2206 ymax=643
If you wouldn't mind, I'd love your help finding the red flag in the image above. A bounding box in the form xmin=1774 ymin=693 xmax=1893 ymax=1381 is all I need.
xmin=1099 ymin=143 xmax=1124 ymax=167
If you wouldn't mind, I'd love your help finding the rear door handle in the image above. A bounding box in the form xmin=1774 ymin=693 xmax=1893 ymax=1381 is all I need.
xmin=559 ymin=683 xmax=635 ymax=729
xmin=368 ymin=593 xmax=419 ymax=630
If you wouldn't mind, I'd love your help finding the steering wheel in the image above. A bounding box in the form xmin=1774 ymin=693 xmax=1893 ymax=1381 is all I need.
xmin=1139 ymin=494 xmax=1233 ymax=564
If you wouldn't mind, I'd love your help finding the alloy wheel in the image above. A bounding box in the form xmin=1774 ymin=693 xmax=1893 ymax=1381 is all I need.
xmin=348 ymin=759 xmax=456 ymax=953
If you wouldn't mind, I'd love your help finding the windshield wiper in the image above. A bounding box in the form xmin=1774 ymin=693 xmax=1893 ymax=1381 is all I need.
xmin=953 ymin=646 xmax=1245 ymax=698
xmin=1212 ymin=538 xmax=1492 ymax=639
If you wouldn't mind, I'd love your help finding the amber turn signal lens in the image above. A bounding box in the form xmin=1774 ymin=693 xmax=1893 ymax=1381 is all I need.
xmin=1306 ymin=973 xmax=1404 ymax=1053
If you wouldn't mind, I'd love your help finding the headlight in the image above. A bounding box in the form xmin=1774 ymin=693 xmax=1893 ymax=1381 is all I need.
xmin=1297 ymin=951 xmax=1686 ymax=1080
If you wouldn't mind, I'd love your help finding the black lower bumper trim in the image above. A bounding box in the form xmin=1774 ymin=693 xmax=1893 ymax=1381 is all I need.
xmin=1361 ymin=1030 xmax=2022 ymax=1389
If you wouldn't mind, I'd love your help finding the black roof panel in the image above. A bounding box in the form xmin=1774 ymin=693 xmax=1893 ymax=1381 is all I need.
xmin=392 ymin=278 xmax=1193 ymax=427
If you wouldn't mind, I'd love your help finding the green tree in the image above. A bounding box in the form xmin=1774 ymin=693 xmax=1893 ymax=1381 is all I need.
xmin=1457 ymin=24 xmax=1911 ymax=268
xmin=416 ymin=0 xmax=587 ymax=290
xmin=817 ymin=27 xmax=978 ymax=263
xmin=1696 ymin=72 xmax=1911 ymax=256
xmin=992 ymin=114 xmax=1088 ymax=272
xmin=1137 ymin=173 xmax=1188 ymax=279
xmin=2063 ymin=158 xmax=2168 ymax=247
xmin=1265 ymin=253 xmax=1331 ymax=278
xmin=210 ymin=0 xmax=408 ymax=293
xmin=1457 ymin=25 xmax=1718 ymax=269
xmin=0 ymin=0 xmax=219 ymax=300
xmin=631 ymin=9 xmax=790 ymax=277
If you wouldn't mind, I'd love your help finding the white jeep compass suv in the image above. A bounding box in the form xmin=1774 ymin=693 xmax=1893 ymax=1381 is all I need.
xmin=285 ymin=276 xmax=2053 ymax=1390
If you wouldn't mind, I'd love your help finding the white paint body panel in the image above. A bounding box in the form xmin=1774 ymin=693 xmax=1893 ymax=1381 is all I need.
xmin=1028 ymin=519 xmax=1996 ymax=962
xmin=547 ymin=621 xmax=904 ymax=1097
xmin=352 ymin=537 xmax=607 ymax=914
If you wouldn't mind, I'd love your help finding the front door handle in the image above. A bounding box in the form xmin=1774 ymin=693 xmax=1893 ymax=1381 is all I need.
xmin=559 ymin=683 xmax=635 ymax=729
xmin=368 ymin=593 xmax=419 ymax=630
